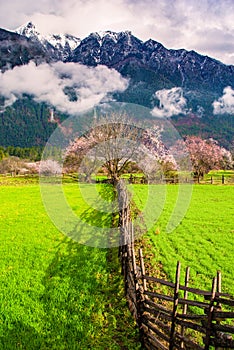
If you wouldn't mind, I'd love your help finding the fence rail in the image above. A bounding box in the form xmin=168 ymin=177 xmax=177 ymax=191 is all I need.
xmin=117 ymin=180 xmax=234 ymax=350
xmin=63 ymin=172 xmax=234 ymax=185
xmin=126 ymin=174 xmax=234 ymax=185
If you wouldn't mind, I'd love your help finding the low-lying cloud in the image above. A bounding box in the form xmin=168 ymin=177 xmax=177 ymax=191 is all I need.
xmin=0 ymin=61 xmax=128 ymax=114
xmin=213 ymin=86 xmax=234 ymax=115
xmin=151 ymin=87 xmax=187 ymax=118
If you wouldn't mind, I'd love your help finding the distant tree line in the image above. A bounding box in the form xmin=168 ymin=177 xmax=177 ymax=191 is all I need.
xmin=0 ymin=127 xmax=233 ymax=179
xmin=0 ymin=146 xmax=43 ymax=161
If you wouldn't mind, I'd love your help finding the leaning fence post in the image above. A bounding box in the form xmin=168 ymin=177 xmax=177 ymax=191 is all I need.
xmin=169 ymin=261 xmax=181 ymax=350
xmin=204 ymin=277 xmax=217 ymax=350
xmin=139 ymin=249 xmax=147 ymax=292
xmin=138 ymin=249 xmax=148 ymax=348
xmin=130 ymin=226 xmax=140 ymax=321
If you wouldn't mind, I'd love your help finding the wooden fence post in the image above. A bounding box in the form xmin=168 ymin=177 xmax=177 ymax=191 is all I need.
xmin=138 ymin=249 xmax=148 ymax=348
xmin=139 ymin=249 xmax=147 ymax=292
xmin=215 ymin=271 xmax=222 ymax=350
xmin=169 ymin=261 xmax=181 ymax=350
xmin=217 ymin=270 xmax=221 ymax=309
xmin=181 ymin=266 xmax=190 ymax=348
xmin=204 ymin=277 xmax=217 ymax=350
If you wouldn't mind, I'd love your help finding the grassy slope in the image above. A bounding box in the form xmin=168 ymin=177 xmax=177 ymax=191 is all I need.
xmin=0 ymin=184 xmax=140 ymax=349
xmin=132 ymin=184 xmax=234 ymax=295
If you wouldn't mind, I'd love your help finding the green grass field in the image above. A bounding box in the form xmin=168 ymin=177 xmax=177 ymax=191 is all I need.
xmin=0 ymin=183 xmax=140 ymax=350
xmin=132 ymin=184 xmax=234 ymax=296
xmin=0 ymin=176 xmax=233 ymax=348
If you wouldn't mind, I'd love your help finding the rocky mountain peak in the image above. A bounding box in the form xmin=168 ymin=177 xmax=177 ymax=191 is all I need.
xmin=15 ymin=21 xmax=40 ymax=39
xmin=15 ymin=22 xmax=80 ymax=60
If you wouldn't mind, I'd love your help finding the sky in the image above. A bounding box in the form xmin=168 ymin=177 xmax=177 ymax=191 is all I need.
xmin=0 ymin=0 xmax=234 ymax=66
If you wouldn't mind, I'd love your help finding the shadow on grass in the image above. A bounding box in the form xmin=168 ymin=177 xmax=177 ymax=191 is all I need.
xmin=65 ymin=183 xmax=119 ymax=248
xmin=40 ymin=239 xmax=141 ymax=349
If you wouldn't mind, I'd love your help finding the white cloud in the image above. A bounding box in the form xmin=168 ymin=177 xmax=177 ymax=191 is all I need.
xmin=151 ymin=87 xmax=187 ymax=118
xmin=0 ymin=61 xmax=128 ymax=114
xmin=1 ymin=0 xmax=234 ymax=65
xmin=213 ymin=86 xmax=234 ymax=115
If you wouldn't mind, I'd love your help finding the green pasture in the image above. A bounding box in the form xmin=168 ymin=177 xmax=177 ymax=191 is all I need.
xmin=132 ymin=184 xmax=234 ymax=296
xmin=0 ymin=175 xmax=234 ymax=349
xmin=0 ymin=183 xmax=140 ymax=349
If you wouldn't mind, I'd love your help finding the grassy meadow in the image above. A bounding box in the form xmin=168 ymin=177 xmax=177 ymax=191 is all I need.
xmin=132 ymin=184 xmax=234 ymax=296
xmin=0 ymin=182 xmax=140 ymax=349
xmin=0 ymin=175 xmax=234 ymax=349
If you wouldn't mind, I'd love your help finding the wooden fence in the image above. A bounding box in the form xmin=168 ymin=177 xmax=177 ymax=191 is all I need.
xmin=65 ymin=172 xmax=234 ymax=185
xmin=116 ymin=181 xmax=234 ymax=350
xmin=126 ymin=174 xmax=234 ymax=185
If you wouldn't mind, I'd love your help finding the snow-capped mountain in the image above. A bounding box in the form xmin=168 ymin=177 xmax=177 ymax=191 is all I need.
xmin=0 ymin=27 xmax=49 ymax=71
xmin=2 ymin=22 xmax=234 ymax=103
xmin=46 ymin=34 xmax=80 ymax=52
xmin=8 ymin=22 xmax=234 ymax=95
xmin=16 ymin=22 xmax=44 ymax=40
xmin=70 ymin=30 xmax=234 ymax=93
xmin=0 ymin=22 xmax=233 ymax=148
xmin=15 ymin=22 xmax=80 ymax=60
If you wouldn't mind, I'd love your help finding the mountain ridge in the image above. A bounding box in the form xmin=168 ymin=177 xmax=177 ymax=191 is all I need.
xmin=15 ymin=22 xmax=81 ymax=61
xmin=0 ymin=22 xmax=233 ymax=149
xmin=9 ymin=22 xmax=234 ymax=98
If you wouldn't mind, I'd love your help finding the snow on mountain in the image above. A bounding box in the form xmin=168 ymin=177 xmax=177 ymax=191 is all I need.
xmin=15 ymin=21 xmax=40 ymax=38
xmin=15 ymin=22 xmax=80 ymax=60
xmin=46 ymin=33 xmax=80 ymax=51
xmin=97 ymin=30 xmax=119 ymax=42
xmin=92 ymin=30 xmax=133 ymax=44
xmin=15 ymin=21 xmax=48 ymax=47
